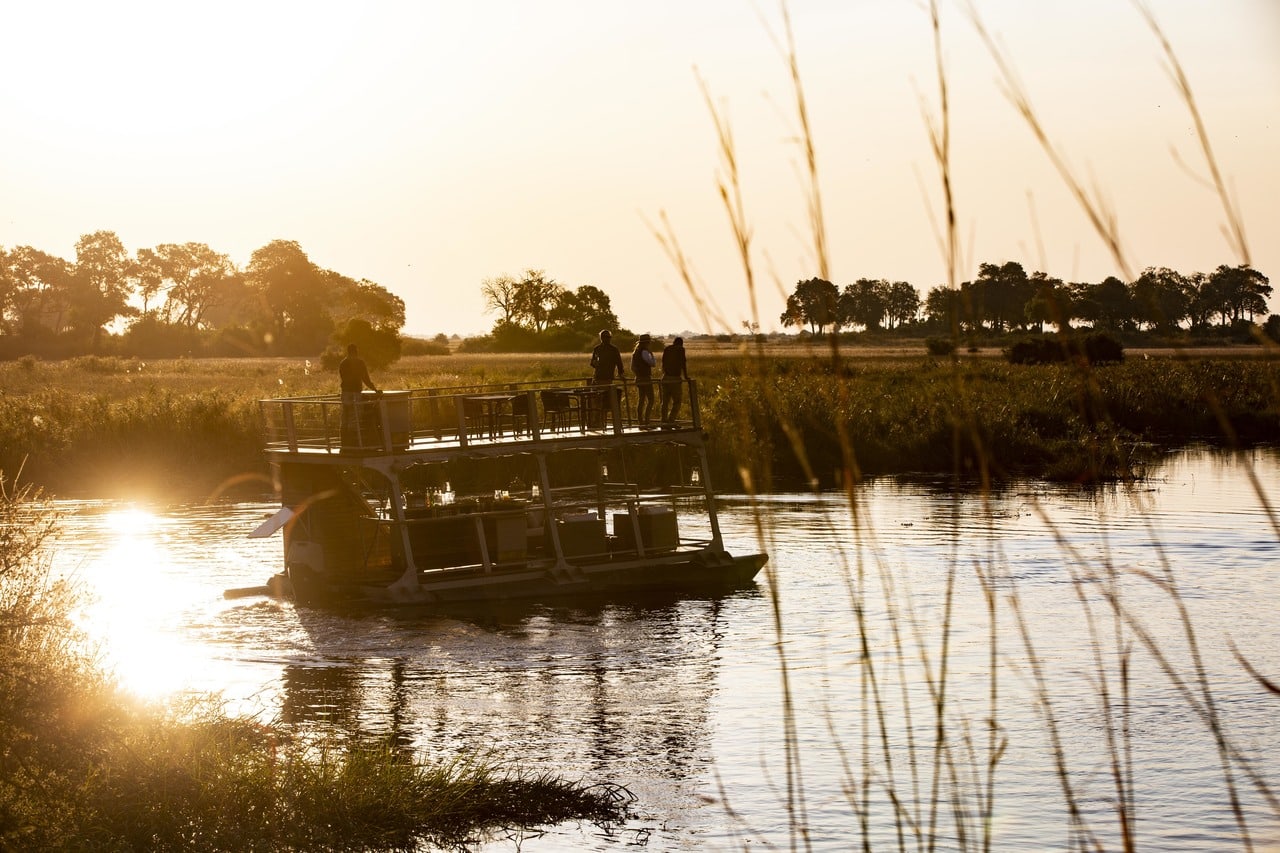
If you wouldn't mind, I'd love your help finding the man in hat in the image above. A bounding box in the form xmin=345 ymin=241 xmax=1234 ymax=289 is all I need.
xmin=630 ymin=333 xmax=656 ymax=426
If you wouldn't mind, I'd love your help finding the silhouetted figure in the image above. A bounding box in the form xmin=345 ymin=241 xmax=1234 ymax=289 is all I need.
xmin=339 ymin=343 xmax=381 ymax=446
xmin=588 ymin=329 xmax=625 ymax=428
xmin=631 ymin=333 xmax=656 ymax=426
xmin=660 ymin=336 xmax=689 ymax=426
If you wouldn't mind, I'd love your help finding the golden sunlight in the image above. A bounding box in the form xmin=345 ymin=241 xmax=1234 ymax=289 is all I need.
xmin=78 ymin=507 xmax=208 ymax=699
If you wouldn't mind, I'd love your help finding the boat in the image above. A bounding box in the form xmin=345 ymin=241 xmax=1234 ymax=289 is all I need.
xmin=252 ymin=376 xmax=768 ymax=607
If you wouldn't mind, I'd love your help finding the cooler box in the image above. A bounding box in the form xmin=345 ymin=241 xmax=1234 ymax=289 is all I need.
xmin=377 ymin=390 xmax=412 ymax=449
xmin=612 ymin=506 xmax=678 ymax=554
xmin=557 ymin=513 xmax=606 ymax=558
xmin=486 ymin=513 xmax=527 ymax=563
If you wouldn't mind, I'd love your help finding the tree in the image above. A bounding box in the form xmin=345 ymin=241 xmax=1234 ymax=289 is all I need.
xmin=923 ymin=285 xmax=963 ymax=332
xmin=132 ymin=248 xmax=166 ymax=315
xmin=511 ymin=269 xmax=564 ymax=333
xmin=838 ymin=279 xmax=888 ymax=331
xmin=246 ymin=239 xmax=330 ymax=353
xmin=1185 ymin=271 xmax=1217 ymax=330
xmin=1086 ymin=276 xmax=1132 ymax=331
xmin=780 ymin=278 xmax=838 ymax=334
xmin=481 ymin=275 xmax=520 ymax=326
xmin=321 ymin=272 xmax=405 ymax=333
xmin=551 ymin=284 xmax=620 ymax=336
xmin=1131 ymin=267 xmax=1189 ymax=333
xmin=1 ymin=246 xmax=74 ymax=336
xmin=72 ymin=230 xmax=136 ymax=346
xmin=0 ymin=247 xmax=14 ymax=333
xmin=1024 ymin=271 xmax=1069 ymax=332
xmin=1208 ymin=264 xmax=1271 ymax=324
xmin=334 ymin=317 xmax=400 ymax=370
xmin=147 ymin=242 xmax=239 ymax=329
xmin=970 ymin=261 xmax=1033 ymax=332
xmin=884 ymin=281 xmax=921 ymax=328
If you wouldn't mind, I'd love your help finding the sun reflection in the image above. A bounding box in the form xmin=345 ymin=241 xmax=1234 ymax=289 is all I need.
xmin=78 ymin=506 xmax=209 ymax=700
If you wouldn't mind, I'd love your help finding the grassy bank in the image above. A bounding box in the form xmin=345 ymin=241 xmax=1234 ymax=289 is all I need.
xmin=2 ymin=350 xmax=1277 ymax=496
xmin=0 ymin=478 xmax=629 ymax=850
xmin=702 ymin=353 xmax=1280 ymax=486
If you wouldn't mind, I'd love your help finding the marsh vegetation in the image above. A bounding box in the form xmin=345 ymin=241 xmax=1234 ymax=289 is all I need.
xmin=1 ymin=348 xmax=1277 ymax=498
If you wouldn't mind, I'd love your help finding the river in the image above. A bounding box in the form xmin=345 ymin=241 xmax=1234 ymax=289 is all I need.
xmin=53 ymin=447 xmax=1279 ymax=851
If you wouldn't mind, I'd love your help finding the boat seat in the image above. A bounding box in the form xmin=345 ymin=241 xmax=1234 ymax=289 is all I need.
xmin=540 ymin=390 xmax=575 ymax=432
xmin=511 ymin=391 xmax=534 ymax=436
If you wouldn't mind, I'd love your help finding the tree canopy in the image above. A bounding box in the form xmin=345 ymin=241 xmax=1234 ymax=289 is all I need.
xmin=0 ymin=232 xmax=406 ymax=360
xmin=476 ymin=269 xmax=625 ymax=352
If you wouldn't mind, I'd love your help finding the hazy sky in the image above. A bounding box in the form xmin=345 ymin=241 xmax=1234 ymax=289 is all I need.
xmin=3 ymin=1 xmax=1277 ymax=336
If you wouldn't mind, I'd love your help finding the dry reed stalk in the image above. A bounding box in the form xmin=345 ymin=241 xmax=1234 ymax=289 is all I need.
xmin=661 ymin=0 xmax=1276 ymax=849
xmin=966 ymin=1 xmax=1278 ymax=845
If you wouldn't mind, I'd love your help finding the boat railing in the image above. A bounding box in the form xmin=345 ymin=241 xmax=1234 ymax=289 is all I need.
xmin=259 ymin=378 xmax=702 ymax=454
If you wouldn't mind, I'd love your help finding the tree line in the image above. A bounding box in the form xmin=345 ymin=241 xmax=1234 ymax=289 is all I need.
xmin=1 ymin=235 xmax=640 ymax=362
xmin=781 ymin=261 xmax=1273 ymax=337
xmin=0 ymin=232 xmax=406 ymax=364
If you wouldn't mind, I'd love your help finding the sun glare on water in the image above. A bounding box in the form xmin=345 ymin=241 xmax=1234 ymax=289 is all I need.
xmin=77 ymin=507 xmax=215 ymax=700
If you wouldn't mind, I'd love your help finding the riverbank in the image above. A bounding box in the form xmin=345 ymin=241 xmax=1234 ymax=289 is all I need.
xmin=1 ymin=347 xmax=1277 ymax=496
xmin=0 ymin=481 xmax=629 ymax=849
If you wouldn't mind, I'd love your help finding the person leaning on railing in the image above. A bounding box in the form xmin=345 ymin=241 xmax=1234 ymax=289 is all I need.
xmin=339 ymin=343 xmax=381 ymax=445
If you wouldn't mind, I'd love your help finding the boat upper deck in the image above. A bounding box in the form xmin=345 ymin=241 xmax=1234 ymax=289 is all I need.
xmin=260 ymin=378 xmax=703 ymax=460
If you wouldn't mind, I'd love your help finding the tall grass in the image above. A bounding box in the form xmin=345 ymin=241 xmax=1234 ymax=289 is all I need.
xmin=2 ymin=350 xmax=1276 ymax=497
xmin=0 ymin=475 xmax=630 ymax=849
xmin=671 ymin=1 xmax=1280 ymax=850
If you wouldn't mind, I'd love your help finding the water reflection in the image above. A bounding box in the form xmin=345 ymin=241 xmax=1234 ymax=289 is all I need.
xmin=272 ymin=594 xmax=738 ymax=794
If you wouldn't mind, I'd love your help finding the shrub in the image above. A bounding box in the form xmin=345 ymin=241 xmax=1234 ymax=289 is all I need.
xmin=1005 ymin=337 xmax=1065 ymax=365
xmin=401 ymin=337 xmax=451 ymax=356
xmin=119 ymin=316 xmax=206 ymax=359
xmin=1006 ymin=333 xmax=1124 ymax=366
xmin=206 ymin=325 xmax=267 ymax=357
xmin=925 ymin=337 xmax=956 ymax=357
xmin=332 ymin=319 xmax=402 ymax=370
xmin=1264 ymin=314 xmax=1280 ymax=343
xmin=1081 ymin=331 xmax=1124 ymax=364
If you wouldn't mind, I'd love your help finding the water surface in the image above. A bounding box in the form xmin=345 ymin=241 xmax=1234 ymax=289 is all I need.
xmin=55 ymin=448 xmax=1280 ymax=851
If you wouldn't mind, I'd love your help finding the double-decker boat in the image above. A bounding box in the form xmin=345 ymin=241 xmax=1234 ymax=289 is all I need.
xmin=252 ymin=377 xmax=767 ymax=607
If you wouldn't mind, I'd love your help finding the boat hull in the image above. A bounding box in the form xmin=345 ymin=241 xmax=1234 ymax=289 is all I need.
xmin=274 ymin=550 xmax=767 ymax=608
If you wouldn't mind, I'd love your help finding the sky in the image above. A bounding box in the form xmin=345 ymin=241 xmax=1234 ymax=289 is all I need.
xmin=2 ymin=0 xmax=1277 ymax=337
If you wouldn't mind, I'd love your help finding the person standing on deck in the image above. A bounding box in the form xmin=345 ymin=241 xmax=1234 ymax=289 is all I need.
xmin=339 ymin=343 xmax=381 ymax=445
xmin=660 ymin=336 xmax=689 ymax=426
xmin=631 ymin=333 xmax=656 ymax=427
xmin=589 ymin=329 xmax=625 ymax=428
